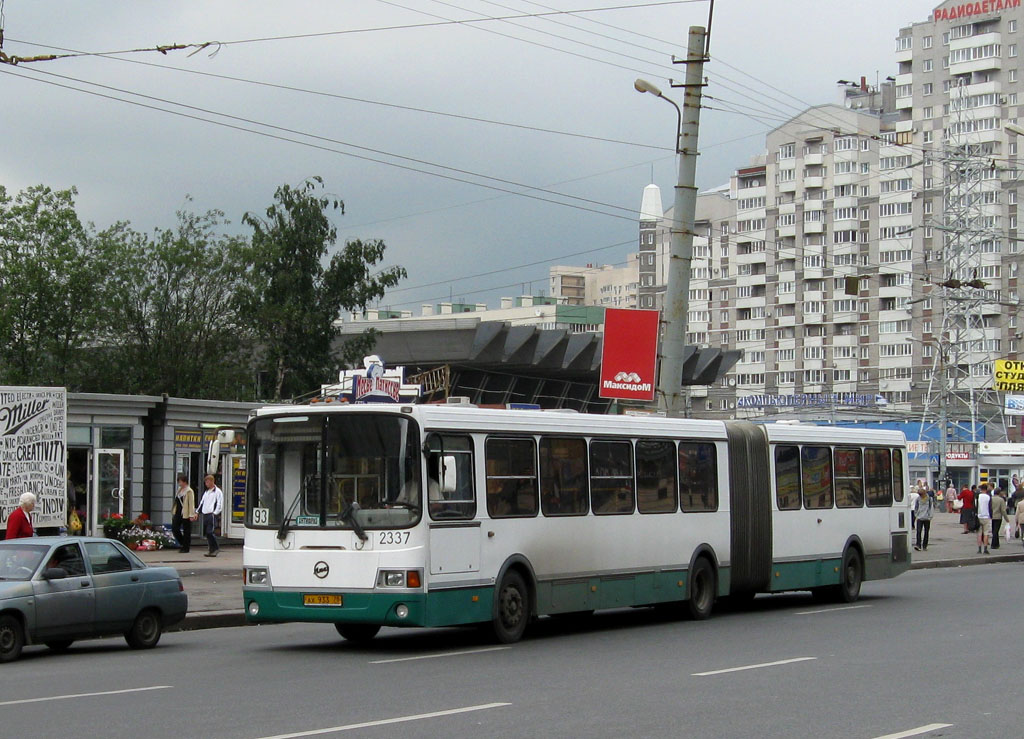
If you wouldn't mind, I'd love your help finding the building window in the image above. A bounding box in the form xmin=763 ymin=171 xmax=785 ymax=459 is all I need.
xmin=1012 ymin=44 xmax=1019 ymax=58
xmin=1011 ymin=19 xmax=1018 ymax=32
xmin=923 ymin=35 xmax=933 ymax=48
xmin=924 ymin=59 xmax=933 ymax=72
xmin=923 ymin=130 xmax=933 ymax=144
xmin=1012 ymin=69 xmax=1019 ymax=83
xmin=923 ymin=106 xmax=933 ymax=118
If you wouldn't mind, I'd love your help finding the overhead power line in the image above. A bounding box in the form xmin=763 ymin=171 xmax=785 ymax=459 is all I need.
xmin=2 ymin=64 xmax=643 ymax=222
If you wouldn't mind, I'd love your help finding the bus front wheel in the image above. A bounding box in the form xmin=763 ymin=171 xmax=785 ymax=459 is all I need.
xmin=335 ymin=623 xmax=381 ymax=643
xmin=490 ymin=570 xmax=530 ymax=643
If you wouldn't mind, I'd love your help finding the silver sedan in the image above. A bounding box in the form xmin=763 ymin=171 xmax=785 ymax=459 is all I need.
xmin=0 ymin=536 xmax=187 ymax=662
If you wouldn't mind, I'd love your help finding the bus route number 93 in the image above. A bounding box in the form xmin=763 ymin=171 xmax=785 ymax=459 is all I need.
xmin=252 ymin=507 xmax=270 ymax=526
xmin=379 ymin=531 xmax=410 ymax=545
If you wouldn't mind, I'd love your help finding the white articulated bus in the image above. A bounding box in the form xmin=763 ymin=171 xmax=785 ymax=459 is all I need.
xmin=242 ymin=403 xmax=911 ymax=643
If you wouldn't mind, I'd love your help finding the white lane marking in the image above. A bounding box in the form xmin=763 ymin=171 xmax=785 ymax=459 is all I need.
xmin=871 ymin=723 xmax=954 ymax=739
xmin=795 ymin=604 xmax=872 ymax=616
xmin=0 ymin=685 xmax=173 ymax=706
xmin=369 ymin=646 xmax=510 ymax=664
xmin=693 ymin=656 xmax=817 ymax=676
xmin=254 ymin=702 xmax=512 ymax=739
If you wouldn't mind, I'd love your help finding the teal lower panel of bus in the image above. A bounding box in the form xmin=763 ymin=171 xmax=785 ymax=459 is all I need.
xmin=243 ymin=587 xmax=496 ymax=628
xmin=766 ymin=559 xmax=842 ymax=592
xmin=535 ymin=567 xmax=731 ymax=614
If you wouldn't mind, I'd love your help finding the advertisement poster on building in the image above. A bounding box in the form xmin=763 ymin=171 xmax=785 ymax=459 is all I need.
xmin=599 ymin=308 xmax=660 ymax=402
xmin=0 ymin=386 xmax=67 ymax=531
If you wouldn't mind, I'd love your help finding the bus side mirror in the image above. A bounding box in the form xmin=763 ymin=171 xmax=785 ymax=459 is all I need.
xmin=440 ymin=455 xmax=458 ymax=494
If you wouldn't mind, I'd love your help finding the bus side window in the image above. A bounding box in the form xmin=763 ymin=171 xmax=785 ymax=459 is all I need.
xmin=427 ymin=435 xmax=476 ymax=521
xmin=540 ymin=437 xmax=589 ymax=516
xmin=892 ymin=449 xmax=905 ymax=502
xmin=679 ymin=442 xmax=717 ymax=512
xmin=485 ymin=437 xmax=538 ymax=518
xmin=834 ymin=448 xmax=863 ymax=508
xmin=636 ymin=439 xmax=676 ymax=514
xmin=864 ymin=448 xmax=893 ymax=506
xmin=775 ymin=445 xmax=801 ymax=511
xmin=802 ymin=446 xmax=834 ymax=509
xmin=590 ymin=440 xmax=635 ymax=515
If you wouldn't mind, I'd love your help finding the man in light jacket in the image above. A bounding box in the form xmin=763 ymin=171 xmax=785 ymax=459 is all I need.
xmin=197 ymin=474 xmax=223 ymax=557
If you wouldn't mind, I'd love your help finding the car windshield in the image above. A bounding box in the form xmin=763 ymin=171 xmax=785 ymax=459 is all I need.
xmin=248 ymin=412 xmax=422 ymax=531
xmin=0 ymin=543 xmax=49 ymax=580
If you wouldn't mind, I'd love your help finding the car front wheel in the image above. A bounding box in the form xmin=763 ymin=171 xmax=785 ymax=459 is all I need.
xmin=0 ymin=615 xmax=25 ymax=663
xmin=125 ymin=609 xmax=163 ymax=649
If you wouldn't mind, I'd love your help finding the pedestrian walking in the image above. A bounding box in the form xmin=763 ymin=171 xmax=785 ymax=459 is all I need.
xmin=4 ymin=493 xmax=35 ymax=539
xmin=960 ymin=485 xmax=975 ymax=533
xmin=171 ymin=473 xmax=196 ymax=553
xmin=990 ymin=487 xmax=1008 ymax=550
xmin=910 ymin=485 xmax=921 ymax=530
xmin=914 ymin=487 xmax=935 ymax=551
xmin=1016 ymin=491 xmax=1024 ymax=545
xmin=945 ymin=482 xmax=957 ymax=514
xmin=977 ymin=483 xmax=992 ymax=554
xmin=197 ymin=474 xmax=223 ymax=557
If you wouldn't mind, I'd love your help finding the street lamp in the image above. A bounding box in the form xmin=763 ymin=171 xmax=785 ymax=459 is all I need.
xmin=634 ymin=79 xmax=681 ymax=153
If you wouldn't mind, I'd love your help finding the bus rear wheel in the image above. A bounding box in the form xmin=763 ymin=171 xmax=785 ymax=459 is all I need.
xmin=836 ymin=549 xmax=863 ymax=603
xmin=335 ymin=623 xmax=381 ymax=643
xmin=687 ymin=558 xmax=716 ymax=620
xmin=490 ymin=570 xmax=530 ymax=644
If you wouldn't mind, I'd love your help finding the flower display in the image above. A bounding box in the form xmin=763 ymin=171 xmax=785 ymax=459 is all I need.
xmin=102 ymin=514 xmax=176 ymax=550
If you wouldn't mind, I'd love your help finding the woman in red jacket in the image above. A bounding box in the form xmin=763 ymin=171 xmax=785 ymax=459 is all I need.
xmin=5 ymin=493 xmax=36 ymax=539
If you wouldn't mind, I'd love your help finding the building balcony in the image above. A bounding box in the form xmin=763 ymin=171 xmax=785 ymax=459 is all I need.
xmin=777 ymin=180 xmax=796 ymax=193
xmin=803 ymin=152 xmax=824 ymax=166
xmin=950 ymin=57 xmax=1002 ymax=75
xmin=777 ymin=202 xmax=796 ymax=215
xmin=894 ymin=119 xmax=914 ymax=132
xmin=803 ymin=220 xmax=824 ymax=234
xmin=803 ymin=176 xmax=825 ymax=189
xmin=895 ymin=46 xmax=912 ymax=64
xmin=949 ymin=32 xmax=1000 ymax=52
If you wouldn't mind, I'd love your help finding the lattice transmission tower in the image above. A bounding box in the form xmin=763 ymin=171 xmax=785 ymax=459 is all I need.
xmin=918 ymin=81 xmax=1009 ymax=482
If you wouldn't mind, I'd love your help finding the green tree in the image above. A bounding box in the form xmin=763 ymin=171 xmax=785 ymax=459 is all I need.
xmin=96 ymin=205 xmax=254 ymax=398
xmin=0 ymin=185 xmax=106 ymax=387
xmin=236 ymin=178 xmax=406 ymax=401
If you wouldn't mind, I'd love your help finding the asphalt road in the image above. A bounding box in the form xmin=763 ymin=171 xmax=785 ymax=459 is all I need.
xmin=1 ymin=564 xmax=1017 ymax=739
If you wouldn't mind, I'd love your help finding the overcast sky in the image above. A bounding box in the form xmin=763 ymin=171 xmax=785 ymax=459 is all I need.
xmin=1 ymin=0 xmax=939 ymax=312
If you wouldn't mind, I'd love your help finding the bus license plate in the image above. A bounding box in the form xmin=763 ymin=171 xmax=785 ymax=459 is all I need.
xmin=304 ymin=594 xmax=343 ymax=607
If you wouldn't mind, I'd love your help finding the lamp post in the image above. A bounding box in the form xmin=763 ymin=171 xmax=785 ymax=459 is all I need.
xmin=634 ymin=25 xmax=707 ymax=417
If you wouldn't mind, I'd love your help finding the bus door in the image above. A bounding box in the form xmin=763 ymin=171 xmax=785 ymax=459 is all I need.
xmin=425 ymin=435 xmax=480 ymax=580
xmin=90 ymin=449 xmax=125 ymax=537
xmin=225 ymin=453 xmax=247 ymax=539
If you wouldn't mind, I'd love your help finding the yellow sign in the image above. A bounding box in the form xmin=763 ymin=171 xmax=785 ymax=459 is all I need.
xmin=993 ymin=359 xmax=1024 ymax=392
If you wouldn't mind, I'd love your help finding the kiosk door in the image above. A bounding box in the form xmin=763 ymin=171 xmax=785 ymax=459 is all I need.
xmin=91 ymin=449 xmax=125 ymax=537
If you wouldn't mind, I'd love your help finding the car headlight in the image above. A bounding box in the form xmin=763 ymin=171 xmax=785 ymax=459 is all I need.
xmin=246 ymin=567 xmax=269 ymax=585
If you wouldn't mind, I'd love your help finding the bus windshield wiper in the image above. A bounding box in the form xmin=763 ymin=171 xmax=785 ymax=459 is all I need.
xmin=340 ymin=501 xmax=368 ymax=541
xmin=276 ymin=488 xmax=305 ymax=541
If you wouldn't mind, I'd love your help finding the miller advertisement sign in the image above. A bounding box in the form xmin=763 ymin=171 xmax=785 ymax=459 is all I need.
xmin=0 ymin=386 xmax=67 ymax=531
xmin=599 ymin=308 xmax=660 ymax=402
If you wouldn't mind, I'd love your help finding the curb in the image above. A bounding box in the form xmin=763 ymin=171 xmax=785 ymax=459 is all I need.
xmin=170 ymin=609 xmax=248 ymax=632
xmin=910 ymin=552 xmax=1024 ymax=569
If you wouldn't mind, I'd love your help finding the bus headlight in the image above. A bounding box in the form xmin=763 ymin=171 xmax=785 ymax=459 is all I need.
xmin=395 ymin=604 xmax=410 ymax=619
xmin=246 ymin=567 xmax=269 ymax=585
xmin=376 ymin=569 xmax=422 ymax=588
xmin=248 ymin=601 xmax=260 ymax=617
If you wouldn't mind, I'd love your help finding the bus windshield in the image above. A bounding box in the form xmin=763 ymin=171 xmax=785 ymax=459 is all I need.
xmin=248 ymin=413 xmax=422 ymax=531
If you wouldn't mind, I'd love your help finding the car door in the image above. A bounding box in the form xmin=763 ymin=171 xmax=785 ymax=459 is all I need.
xmin=31 ymin=542 xmax=96 ymax=640
xmin=84 ymin=541 xmax=144 ymax=634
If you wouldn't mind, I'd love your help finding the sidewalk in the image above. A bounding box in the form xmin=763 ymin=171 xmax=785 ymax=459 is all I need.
xmin=135 ymin=510 xmax=1024 ymax=632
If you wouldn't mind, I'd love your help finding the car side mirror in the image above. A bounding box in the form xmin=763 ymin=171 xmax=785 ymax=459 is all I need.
xmin=43 ymin=567 xmax=68 ymax=580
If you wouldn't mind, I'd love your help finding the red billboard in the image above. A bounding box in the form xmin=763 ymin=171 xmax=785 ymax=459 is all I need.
xmin=599 ymin=308 xmax=660 ymax=401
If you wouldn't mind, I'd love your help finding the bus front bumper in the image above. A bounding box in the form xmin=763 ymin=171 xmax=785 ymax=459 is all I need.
xmin=244 ymin=589 xmax=428 ymax=627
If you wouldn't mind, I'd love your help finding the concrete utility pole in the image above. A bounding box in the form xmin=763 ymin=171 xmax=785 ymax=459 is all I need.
xmin=638 ymin=26 xmax=707 ymax=417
